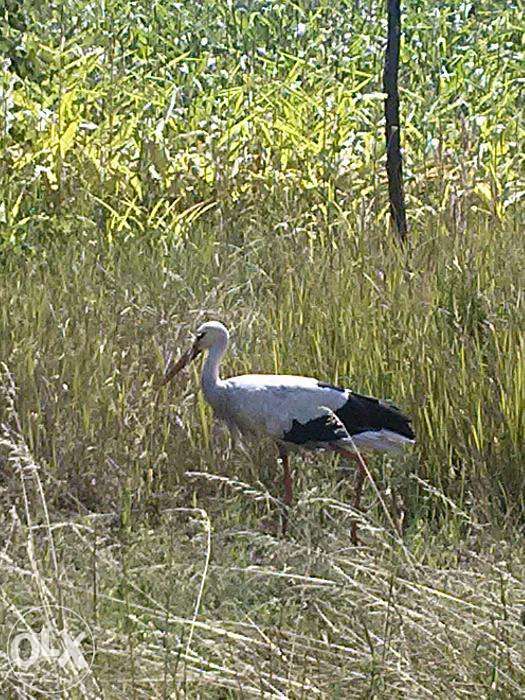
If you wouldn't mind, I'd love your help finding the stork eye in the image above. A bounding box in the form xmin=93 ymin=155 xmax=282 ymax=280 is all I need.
xmin=195 ymin=332 xmax=205 ymax=341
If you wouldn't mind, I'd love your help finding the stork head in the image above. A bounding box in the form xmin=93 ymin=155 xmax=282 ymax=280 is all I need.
xmin=159 ymin=321 xmax=229 ymax=386
xmin=193 ymin=321 xmax=230 ymax=349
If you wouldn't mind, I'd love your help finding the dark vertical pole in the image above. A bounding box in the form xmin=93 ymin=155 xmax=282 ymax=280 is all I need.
xmin=383 ymin=0 xmax=408 ymax=242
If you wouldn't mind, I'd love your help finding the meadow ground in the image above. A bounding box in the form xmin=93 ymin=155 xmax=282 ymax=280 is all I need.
xmin=1 ymin=0 xmax=524 ymax=697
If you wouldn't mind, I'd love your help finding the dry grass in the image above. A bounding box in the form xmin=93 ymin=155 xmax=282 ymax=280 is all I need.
xmin=1 ymin=378 xmax=524 ymax=697
xmin=1 ymin=0 xmax=524 ymax=696
xmin=1 ymin=335 xmax=524 ymax=697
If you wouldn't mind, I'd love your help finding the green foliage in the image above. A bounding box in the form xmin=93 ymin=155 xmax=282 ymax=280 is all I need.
xmin=0 ymin=0 xmax=523 ymax=252
xmin=0 ymin=0 xmax=523 ymax=695
xmin=1 ymin=218 xmax=523 ymax=521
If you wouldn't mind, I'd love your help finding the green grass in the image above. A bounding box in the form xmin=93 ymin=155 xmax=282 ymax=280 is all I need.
xmin=1 ymin=0 xmax=524 ymax=696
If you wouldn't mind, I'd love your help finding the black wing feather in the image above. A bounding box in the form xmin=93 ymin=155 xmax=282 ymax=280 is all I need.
xmin=283 ymin=410 xmax=349 ymax=446
xmin=335 ymin=391 xmax=415 ymax=439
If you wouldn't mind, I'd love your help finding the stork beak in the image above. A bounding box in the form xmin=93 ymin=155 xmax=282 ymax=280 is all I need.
xmin=159 ymin=341 xmax=201 ymax=386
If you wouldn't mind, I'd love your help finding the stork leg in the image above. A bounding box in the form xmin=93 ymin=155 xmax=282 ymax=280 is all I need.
xmin=338 ymin=449 xmax=367 ymax=546
xmin=278 ymin=446 xmax=293 ymax=536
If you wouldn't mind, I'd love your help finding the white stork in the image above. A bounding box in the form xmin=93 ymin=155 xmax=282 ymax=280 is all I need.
xmin=161 ymin=321 xmax=415 ymax=542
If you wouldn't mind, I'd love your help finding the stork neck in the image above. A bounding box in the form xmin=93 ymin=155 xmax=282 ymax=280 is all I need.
xmin=201 ymin=337 xmax=227 ymax=399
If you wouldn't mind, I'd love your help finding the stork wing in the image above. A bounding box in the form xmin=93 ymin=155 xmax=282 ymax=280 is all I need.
xmin=282 ymin=406 xmax=355 ymax=450
xmin=220 ymin=374 xmax=413 ymax=452
xmin=222 ymin=375 xmax=350 ymax=442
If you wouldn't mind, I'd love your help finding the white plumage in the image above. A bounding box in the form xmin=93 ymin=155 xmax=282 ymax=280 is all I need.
xmin=161 ymin=321 xmax=415 ymax=541
xmin=218 ymin=374 xmax=346 ymax=439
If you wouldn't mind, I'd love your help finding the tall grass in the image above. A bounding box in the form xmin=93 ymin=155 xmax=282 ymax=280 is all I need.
xmin=1 ymin=380 xmax=524 ymax=696
xmin=0 ymin=0 xmax=524 ymax=696
xmin=1 ymin=219 xmax=523 ymax=523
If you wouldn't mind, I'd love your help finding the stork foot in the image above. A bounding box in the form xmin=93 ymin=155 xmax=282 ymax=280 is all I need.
xmin=350 ymin=462 xmax=367 ymax=544
xmin=281 ymin=510 xmax=289 ymax=537
xmin=279 ymin=448 xmax=293 ymax=537
xmin=258 ymin=515 xmax=280 ymax=537
xmin=390 ymin=489 xmax=406 ymax=537
xmin=350 ymin=521 xmax=365 ymax=547
xmin=338 ymin=449 xmax=367 ymax=545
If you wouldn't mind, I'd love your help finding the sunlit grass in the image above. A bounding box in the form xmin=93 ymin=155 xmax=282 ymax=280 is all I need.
xmin=0 ymin=0 xmax=524 ymax=696
xmin=1 ymin=1 xmax=522 ymax=253
xmin=1 ymin=213 xmax=523 ymax=519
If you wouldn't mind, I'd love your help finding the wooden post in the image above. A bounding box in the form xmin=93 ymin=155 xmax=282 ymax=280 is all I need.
xmin=383 ymin=0 xmax=408 ymax=242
